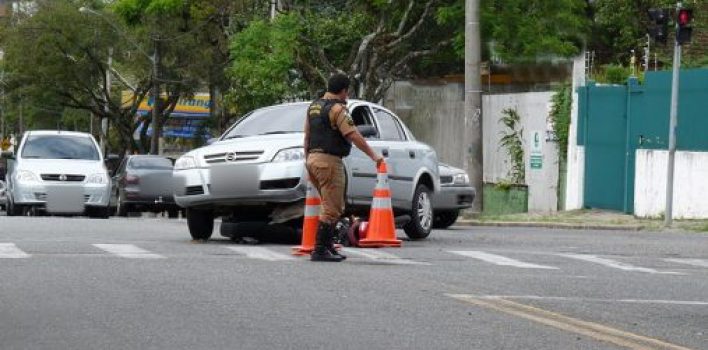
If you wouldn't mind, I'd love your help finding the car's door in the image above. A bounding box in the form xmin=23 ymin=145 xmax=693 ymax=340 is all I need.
xmin=344 ymin=103 xmax=380 ymax=206
xmin=371 ymin=107 xmax=415 ymax=208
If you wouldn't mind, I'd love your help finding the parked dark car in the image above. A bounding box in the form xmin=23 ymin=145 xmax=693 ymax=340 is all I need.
xmin=109 ymin=155 xmax=181 ymax=217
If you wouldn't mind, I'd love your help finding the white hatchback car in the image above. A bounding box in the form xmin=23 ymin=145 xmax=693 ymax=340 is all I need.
xmin=2 ymin=130 xmax=113 ymax=218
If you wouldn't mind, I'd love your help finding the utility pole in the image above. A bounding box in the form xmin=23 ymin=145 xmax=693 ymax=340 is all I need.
xmin=100 ymin=47 xmax=112 ymax=154
xmin=665 ymin=2 xmax=682 ymax=226
xmin=149 ymin=38 xmax=161 ymax=155
xmin=465 ymin=0 xmax=483 ymax=212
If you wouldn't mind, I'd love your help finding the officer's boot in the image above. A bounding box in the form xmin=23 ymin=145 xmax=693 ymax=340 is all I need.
xmin=311 ymin=221 xmax=345 ymax=262
xmin=329 ymin=220 xmax=347 ymax=260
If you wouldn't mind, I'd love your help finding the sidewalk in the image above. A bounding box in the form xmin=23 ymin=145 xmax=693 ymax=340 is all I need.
xmin=458 ymin=209 xmax=708 ymax=232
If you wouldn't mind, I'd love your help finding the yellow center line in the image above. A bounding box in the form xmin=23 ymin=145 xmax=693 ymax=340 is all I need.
xmin=447 ymin=294 xmax=694 ymax=350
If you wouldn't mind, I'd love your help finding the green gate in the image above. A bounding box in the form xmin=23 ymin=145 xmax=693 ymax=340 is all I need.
xmin=578 ymin=69 xmax=708 ymax=214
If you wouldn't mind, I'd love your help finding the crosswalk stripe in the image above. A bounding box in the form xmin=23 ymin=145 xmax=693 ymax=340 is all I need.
xmin=226 ymin=246 xmax=295 ymax=261
xmin=559 ymin=254 xmax=683 ymax=275
xmin=449 ymin=251 xmax=558 ymax=269
xmin=664 ymin=258 xmax=708 ymax=268
xmin=342 ymin=248 xmax=431 ymax=265
xmin=0 ymin=243 xmax=31 ymax=258
xmin=93 ymin=244 xmax=165 ymax=259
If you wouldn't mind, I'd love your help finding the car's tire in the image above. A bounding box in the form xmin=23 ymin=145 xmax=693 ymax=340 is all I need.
xmin=88 ymin=206 xmax=110 ymax=219
xmin=116 ymin=194 xmax=129 ymax=217
xmin=187 ymin=208 xmax=214 ymax=240
xmin=433 ymin=210 xmax=460 ymax=229
xmin=7 ymin=199 xmax=22 ymax=217
xmin=403 ymin=184 xmax=433 ymax=240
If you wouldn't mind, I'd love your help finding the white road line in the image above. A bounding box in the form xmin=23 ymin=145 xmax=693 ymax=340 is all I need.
xmin=448 ymin=250 xmax=558 ymax=269
xmin=93 ymin=244 xmax=165 ymax=259
xmin=464 ymin=295 xmax=708 ymax=306
xmin=664 ymin=258 xmax=708 ymax=268
xmin=559 ymin=253 xmax=683 ymax=275
xmin=0 ymin=243 xmax=31 ymax=258
xmin=342 ymin=248 xmax=431 ymax=265
xmin=226 ymin=246 xmax=295 ymax=261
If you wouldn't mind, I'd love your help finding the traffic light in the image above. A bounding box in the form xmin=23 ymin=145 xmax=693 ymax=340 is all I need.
xmin=647 ymin=8 xmax=670 ymax=44
xmin=676 ymin=8 xmax=693 ymax=45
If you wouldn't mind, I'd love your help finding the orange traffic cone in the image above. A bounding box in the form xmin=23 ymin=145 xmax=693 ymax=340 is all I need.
xmin=292 ymin=180 xmax=320 ymax=255
xmin=358 ymin=161 xmax=401 ymax=248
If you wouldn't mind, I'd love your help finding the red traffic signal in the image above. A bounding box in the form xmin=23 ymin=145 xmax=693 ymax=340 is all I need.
xmin=676 ymin=8 xmax=694 ymax=45
xmin=678 ymin=9 xmax=693 ymax=26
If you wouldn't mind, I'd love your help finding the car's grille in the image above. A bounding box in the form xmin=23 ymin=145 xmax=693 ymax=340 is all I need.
xmin=204 ymin=151 xmax=264 ymax=164
xmin=260 ymin=178 xmax=300 ymax=190
xmin=440 ymin=176 xmax=454 ymax=185
xmin=34 ymin=193 xmax=91 ymax=202
xmin=184 ymin=186 xmax=205 ymax=196
xmin=41 ymin=174 xmax=86 ymax=182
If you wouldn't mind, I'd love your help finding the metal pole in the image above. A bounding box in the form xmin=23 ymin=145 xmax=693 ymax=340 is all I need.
xmin=465 ymin=0 xmax=483 ymax=212
xmin=665 ymin=2 xmax=682 ymax=227
xmin=101 ymin=47 xmax=112 ymax=154
xmin=149 ymin=39 xmax=160 ymax=155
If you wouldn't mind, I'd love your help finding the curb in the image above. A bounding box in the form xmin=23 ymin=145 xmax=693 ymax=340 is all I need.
xmin=455 ymin=220 xmax=644 ymax=231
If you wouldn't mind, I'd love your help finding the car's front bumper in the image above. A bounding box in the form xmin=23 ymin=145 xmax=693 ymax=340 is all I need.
xmin=432 ymin=185 xmax=476 ymax=211
xmin=12 ymin=181 xmax=111 ymax=207
xmin=173 ymin=161 xmax=307 ymax=209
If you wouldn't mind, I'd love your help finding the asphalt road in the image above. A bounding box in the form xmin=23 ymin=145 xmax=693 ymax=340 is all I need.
xmin=1 ymin=214 xmax=706 ymax=350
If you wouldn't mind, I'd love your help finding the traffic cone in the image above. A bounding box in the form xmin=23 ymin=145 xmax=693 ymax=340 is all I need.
xmin=358 ymin=161 xmax=401 ymax=248
xmin=292 ymin=180 xmax=320 ymax=255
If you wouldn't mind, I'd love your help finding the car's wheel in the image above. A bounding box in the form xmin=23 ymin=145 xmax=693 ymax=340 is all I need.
xmin=88 ymin=206 xmax=110 ymax=219
xmin=7 ymin=199 xmax=22 ymax=217
xmin=116 ymin=194 xmax=129 ymax=217
xmin=433 ymin=210 xmax=460 ymax=229
xmin=403 ymin=184 xmax=433 ymax=240
xmin=187 ymin=208 xmax=214 ymax=240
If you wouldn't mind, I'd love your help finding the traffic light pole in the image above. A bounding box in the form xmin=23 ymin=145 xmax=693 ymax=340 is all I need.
xmin=665 ymin=3 xmax=682 ymax=227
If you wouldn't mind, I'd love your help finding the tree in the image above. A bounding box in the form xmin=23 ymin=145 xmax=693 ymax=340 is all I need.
xmin=1 ymin=0 xmax=151 ymax=154
xmin=228 ymin=0 xmax=458 ymax=107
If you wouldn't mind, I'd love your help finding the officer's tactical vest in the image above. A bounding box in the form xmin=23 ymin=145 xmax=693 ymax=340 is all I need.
xmin=307 ymin=99 xmax=352 ymax=157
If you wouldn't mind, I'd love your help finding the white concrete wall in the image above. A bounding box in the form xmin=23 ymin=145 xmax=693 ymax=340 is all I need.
xmin=564 ymin=53 xmax=586 ymax=210
xmin=385 ymin=82 xmax=559 ymax=212
xmin=635 ymin=149 xmax=708 ymax=219
xmin=483 ymin=92 xmax=558 ymax=212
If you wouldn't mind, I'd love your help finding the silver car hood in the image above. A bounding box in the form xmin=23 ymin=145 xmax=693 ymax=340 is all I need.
xmin=188 ymin=133 xmax=305 ymax=166
xmin=17 ymin=159 xmax=106 ymax=175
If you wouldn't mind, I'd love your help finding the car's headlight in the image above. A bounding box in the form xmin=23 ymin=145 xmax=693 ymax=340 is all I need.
xmin=17 ymin=170 xmax=39 ymax=183
xmin=453 ymin=173 xmax=470 ymax=186
xmin=272 ymin=147 xmax=305 ymax=163
xmin=87 ymin=173 xmax=108 ymax=184
xmin=175 ymin=156 xmax=197 ymax=170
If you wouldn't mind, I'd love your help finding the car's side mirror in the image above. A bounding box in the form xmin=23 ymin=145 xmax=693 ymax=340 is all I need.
xmin=206 ymin=137 xmax=219 ymax=145
xmin=357 ymin=125 xmax=377 ymax=138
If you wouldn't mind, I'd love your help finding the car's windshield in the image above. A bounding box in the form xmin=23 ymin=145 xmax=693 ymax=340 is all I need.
xmin=21 ymin=135 xmax=100 ymax=160
xmin=222 ymin=104 xmax=308 ymax=139
xmin=129 ymin=157 xmax=173 ymax=170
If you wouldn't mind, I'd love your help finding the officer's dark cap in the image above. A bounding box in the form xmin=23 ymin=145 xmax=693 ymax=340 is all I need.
xmin=327 ymin=74 xmax=350 ymax=94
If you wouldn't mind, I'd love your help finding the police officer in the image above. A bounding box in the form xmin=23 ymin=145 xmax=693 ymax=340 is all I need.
xmin=304 ymin=74 xmax=384 ymax=262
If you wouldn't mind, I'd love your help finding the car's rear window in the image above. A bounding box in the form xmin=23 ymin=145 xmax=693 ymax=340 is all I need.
xmin=21 ymin=135 xmax=99 ymax=160
xmin=222 ymin=104 xmax=308 ymax=139
xmin=129 ymin=157 xmax=173 ymax=169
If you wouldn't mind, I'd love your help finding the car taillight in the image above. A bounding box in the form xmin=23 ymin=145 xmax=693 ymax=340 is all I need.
xmin=126 ymin=175 xmax=140 ymax=185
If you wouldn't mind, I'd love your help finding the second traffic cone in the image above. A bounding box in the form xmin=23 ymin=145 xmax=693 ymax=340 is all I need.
xmin=358 ymin=161 xmax=401 ymax=248
xmin=292 ymin=180 xmax=320 ymax=255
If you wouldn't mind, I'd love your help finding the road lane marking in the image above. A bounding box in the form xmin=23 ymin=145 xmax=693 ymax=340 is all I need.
xmin=93 ymin=244 xmax=165 ymax=259
xmin=448 ymin=250 xmax=558 ymax=269
xmin=0 ymin=243 xmax=31 ymax=258
xmin=558 ymin=253 xmax=683 ymax=275
xmin=664 ymin=258 xmax=708 ymax=268
xmin=342 ymin=248 xmax=431 ymax=265
xmin=447 ymin=294 xmax=694 ymax=350
xmin=225 ymin=247 xmax=295 ymax=261
xmin=461 ymin=295 xmax=708 ymax=306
